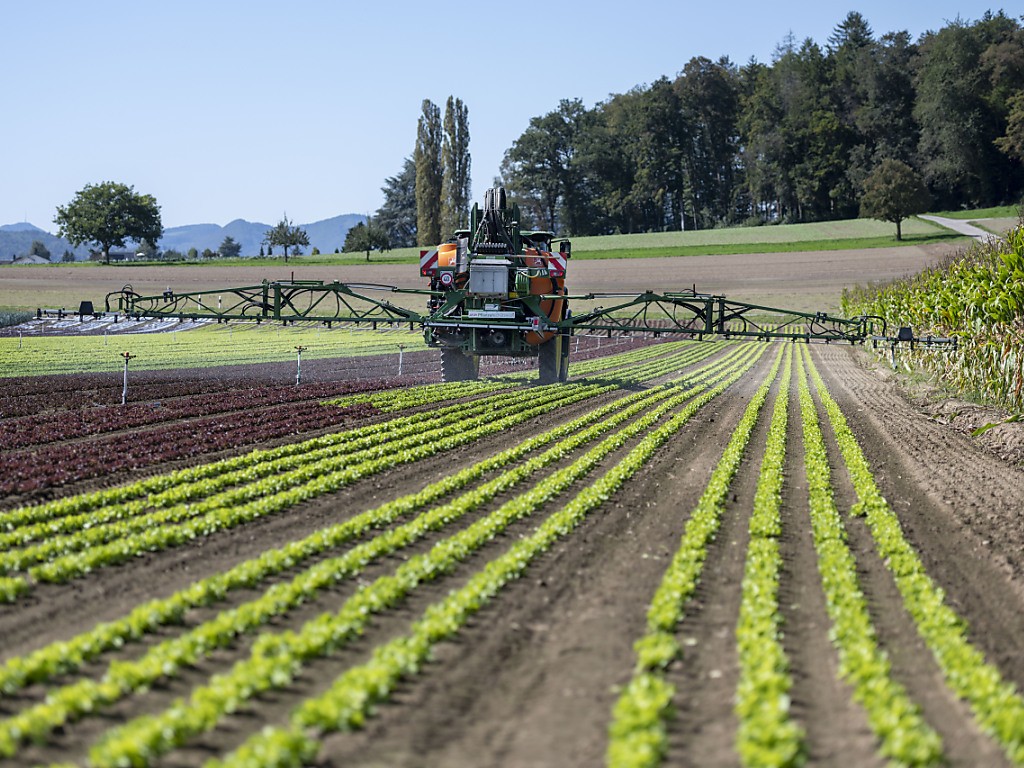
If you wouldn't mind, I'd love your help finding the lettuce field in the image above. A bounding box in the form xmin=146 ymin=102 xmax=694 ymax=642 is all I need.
xmin=1 ymin=327 xmax=1023 ymax=767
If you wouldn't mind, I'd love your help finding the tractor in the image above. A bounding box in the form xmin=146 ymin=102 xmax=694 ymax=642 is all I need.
xmin=420 ymin=186 xmax=571 ymax=383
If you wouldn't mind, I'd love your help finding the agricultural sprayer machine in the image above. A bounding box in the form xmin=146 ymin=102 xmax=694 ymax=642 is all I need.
xmin=107 ymin=187 xmax=954 ymax=382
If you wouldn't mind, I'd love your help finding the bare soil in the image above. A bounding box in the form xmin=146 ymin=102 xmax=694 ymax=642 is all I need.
xmin=3 ymin=243 xmax=1024 ymax=767
xmin=0 ymin=241 xmax=948 ymax=314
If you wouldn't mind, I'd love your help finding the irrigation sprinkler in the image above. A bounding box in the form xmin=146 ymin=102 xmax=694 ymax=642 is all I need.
xmin=295 ymin=345 xmax=307 ymax=386
xmin=120 ymin=351 xmax=136 ymax=405
xmin=397 ymin=344 xmax=406 ymax=376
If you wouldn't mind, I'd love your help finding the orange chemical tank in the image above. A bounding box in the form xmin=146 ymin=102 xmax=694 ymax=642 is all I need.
xmin=438 ymin=242 xmax=457 ymax=267
xmin=523 ymin=249 xmax=565 ymax=346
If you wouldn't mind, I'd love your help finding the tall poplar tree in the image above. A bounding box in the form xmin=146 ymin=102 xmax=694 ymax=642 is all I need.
xmin=414 ymin=99 xmax=443 ymax=246
xmin=441 ymin=96 xmax=471 ymax=236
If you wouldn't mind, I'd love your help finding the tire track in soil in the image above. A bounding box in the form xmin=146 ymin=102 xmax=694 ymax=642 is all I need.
xmin=810 ymin=346 xmax=1024 ymax=694
xmin=777 ymin=365 xmax=883 ymax=768
xmin=809 ymin=351 xmax=1011 ymax=767
xmin=305 ymin=350 xmax=773 ymax=768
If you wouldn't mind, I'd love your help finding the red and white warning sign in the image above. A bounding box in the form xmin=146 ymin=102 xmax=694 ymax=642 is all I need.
xmin=547 ymin=250 xmax=568 ymax=277
xmin=419 ymin=248 xmax=438 ymax=276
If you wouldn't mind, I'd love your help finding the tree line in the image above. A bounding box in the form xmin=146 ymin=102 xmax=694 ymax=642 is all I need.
xmin=375 ymin=11 xmax=1023 ymax=243
xmin=499 ymin=11 xmax=1024 ymax=235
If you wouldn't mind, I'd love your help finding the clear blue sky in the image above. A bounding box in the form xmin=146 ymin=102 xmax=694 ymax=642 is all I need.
xmin=2 ymin=0 xmax=1013 ymax=230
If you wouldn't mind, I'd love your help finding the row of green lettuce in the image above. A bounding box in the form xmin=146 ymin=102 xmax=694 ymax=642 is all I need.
xmin=841 ymin=223 xmax=1024 ymax=410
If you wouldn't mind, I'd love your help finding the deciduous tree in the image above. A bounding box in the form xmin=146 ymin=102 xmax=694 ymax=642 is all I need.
xmin=859 ymin=158 xmax=930 ymax=240
xmin=501 ymin=99 xmax=591 ymax=233
xmin=441 ymin=96 xmax=471 ymax=236
xmin=265 ymin=215 xmax=309 ymax=263
xmin=343 ymin=218 xmax=391 ymax=262
xmin=54 ymin=181 xmax=163 ymax=264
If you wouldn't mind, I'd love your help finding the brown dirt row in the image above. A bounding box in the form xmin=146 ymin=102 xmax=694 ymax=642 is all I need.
xmin=808 ymin=353 xmax=1010 ymax=767
xmin=0 ymin=242 xmax=949 ymax=315
xmin=809 ymin=345 xmax=1024 ymax=691
xmin=2 ymin=341 xmax=1023 ymax=767
xmin=316 ymin=347 xmax=777 ymax=768
xmin=0 ymin=382 xmax=636 ymax=661
xmin=4 ymin=346 xmax=752 ymax=766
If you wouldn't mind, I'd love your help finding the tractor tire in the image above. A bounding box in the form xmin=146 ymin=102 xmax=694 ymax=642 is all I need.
xmin=538 ymin=335 xmax=568 ymax=384
xmin=441 ymin=348 xmax=480 ymax=382
xmin=558 ymin=335 xmax=570 ymax=382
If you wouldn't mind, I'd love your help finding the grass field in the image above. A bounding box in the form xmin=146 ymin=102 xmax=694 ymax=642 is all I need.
xmin=0 ymin=323 xmax=426 ymax=376
xmin=930 ymin=204 xmax=1020 ymax=219
xmin=0 ymin=214 xmax=964 ymax=280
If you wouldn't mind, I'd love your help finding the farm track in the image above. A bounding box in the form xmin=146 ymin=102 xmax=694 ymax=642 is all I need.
xmin=1 ymin=340 xmax=1023 ymax=767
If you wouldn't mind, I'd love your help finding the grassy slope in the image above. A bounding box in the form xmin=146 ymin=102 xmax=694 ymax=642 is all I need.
xmin=930 ymin=205 xmax=1020 ymax=219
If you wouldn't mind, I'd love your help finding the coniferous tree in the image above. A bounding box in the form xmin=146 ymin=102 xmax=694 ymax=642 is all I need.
xmin=28 ymin=240 xmax=51 ymax=261
xmin=218 ymin=236 xmax=241 ymax=258
xmin=376 ymin=157 xmax=418 ymax=247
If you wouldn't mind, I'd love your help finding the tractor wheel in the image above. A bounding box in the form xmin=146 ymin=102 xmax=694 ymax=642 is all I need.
xmin=441 ymin=348 xmax=480 ymax=382
xmin=538 ymin=335 xmax=568 ymax=384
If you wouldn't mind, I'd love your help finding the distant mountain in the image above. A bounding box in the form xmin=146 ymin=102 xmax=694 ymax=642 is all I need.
xmin=0 ymin=224 xmax=84 ymax=262
xmin=158 ymin=214 xmax=366 ymax=256
xmin=0 ymin=222 xmax=47 ymax=233
xmin=0 ymin=214 xmax=367 ymax=261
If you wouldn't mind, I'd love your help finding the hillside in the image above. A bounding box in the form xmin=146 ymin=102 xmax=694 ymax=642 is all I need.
xmin=0 ymin=214 xmax=366 ymax=260
xmin=0 ymin=223 xmax=83 ymax=261
xmin=158 ymin=214 xmax=366 ymax=256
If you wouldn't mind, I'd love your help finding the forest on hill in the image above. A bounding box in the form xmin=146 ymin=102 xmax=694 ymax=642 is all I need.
xmin=495 ymin=11 xmax=1024 ymax=236
xmin=376 ymin=11 xmax=1022 ymax=242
